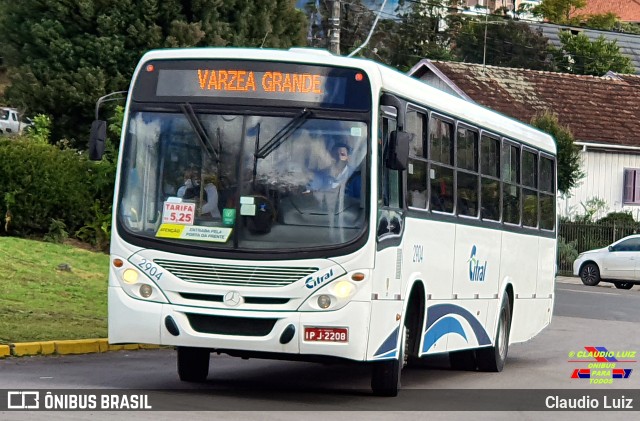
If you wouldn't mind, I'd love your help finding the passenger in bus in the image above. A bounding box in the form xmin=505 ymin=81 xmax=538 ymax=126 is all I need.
xmin=177 ymin=169 xmax=204 ymax=200
xmin=307 ymin=142 xmax=360 ymax=198
xmin=200 ymin=174 xmax=221 ymax=219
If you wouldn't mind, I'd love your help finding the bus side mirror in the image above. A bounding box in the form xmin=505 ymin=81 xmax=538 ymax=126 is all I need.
xmin=89 ymin=120 xmax=107 ymax=161
xmin=387 ymin=130 xmax=411 ymax=171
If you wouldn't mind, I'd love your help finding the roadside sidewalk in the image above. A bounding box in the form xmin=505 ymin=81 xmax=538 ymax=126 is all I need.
xmin=556 ymin=275 xmax=585 ymax=286
xmin=0 ymin=339 xmax=161 ymax=359
xmin=0 ymin=276 xmax=616 ymax=359
xmin=555 ymin=275 xmax=616 ymax=288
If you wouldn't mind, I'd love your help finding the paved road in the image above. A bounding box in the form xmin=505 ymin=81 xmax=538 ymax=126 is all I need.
xmin=1 ymin=279 xmax=639 ymax=419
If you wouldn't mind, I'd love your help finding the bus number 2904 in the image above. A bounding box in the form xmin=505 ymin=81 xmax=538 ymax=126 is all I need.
xmin=137 ymin=258 xmax=163 ymax=281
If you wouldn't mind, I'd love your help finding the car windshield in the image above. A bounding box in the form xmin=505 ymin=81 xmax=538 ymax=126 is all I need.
xmin=118 ymin=110 xmax=368 ymax=252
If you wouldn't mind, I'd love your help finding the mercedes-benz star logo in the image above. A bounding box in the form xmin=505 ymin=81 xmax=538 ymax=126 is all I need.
xmin=223 ymin=291 xmax=243 ymax=307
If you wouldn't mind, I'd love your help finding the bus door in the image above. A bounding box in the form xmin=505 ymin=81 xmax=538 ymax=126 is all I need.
xmin=373 ymin=105 xmax=404 ymax=300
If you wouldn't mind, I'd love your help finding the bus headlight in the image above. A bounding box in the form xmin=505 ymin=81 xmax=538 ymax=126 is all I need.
xmin=299 ymin=278 xmax=360 ymax=312
xmin=139 ymin=284 xmax=153 ymax=298
xmin=122 ymin=269 xmax=139 ymax=284
xmin=114 ymin=261 xmax=168 ymax=303
xmin=317 ymin=295 xmax=332 ymax=309
xmin=333 ymin=280 xmax=355 ymax=298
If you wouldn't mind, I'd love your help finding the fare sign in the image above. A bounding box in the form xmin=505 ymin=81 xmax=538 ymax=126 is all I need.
xmin=162 ymin=202 xmax=195 ymax=225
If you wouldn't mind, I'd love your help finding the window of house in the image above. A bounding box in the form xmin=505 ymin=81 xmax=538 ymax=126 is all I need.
xmin=623 ymin=168 xmax=640 ymax=205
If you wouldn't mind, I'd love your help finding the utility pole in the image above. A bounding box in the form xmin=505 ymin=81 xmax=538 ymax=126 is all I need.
xmin=328 ymin=1 xmax=341 ymax=54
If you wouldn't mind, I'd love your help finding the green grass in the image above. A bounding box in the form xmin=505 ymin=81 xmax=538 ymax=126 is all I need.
xmin=0 ymin=237 xmax=109 ymax=343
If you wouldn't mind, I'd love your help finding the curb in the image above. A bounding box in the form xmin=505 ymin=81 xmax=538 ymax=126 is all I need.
xmin=0 ymin=339 xmax=162 ymax=358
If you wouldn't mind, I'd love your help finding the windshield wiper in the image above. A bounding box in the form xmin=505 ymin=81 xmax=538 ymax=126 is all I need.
xmin=180 ymin=103 xmax=220 ymax=162
xmin=255 ymin=108 xmax=311 ymax=159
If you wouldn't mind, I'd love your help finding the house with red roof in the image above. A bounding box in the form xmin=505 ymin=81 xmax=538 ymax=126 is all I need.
xmin=408 ymin=59 xmax=640 ymax=219
xmin=571 ymin=0 xmax=640 ymax=23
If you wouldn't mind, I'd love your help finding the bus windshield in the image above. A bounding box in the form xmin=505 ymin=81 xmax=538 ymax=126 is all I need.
xmin=118 ymin=109 xmax=369 ymax=252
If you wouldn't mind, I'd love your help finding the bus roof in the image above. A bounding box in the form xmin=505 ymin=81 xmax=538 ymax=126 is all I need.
xmin=137 ymin=48 xmax=556 ymax=155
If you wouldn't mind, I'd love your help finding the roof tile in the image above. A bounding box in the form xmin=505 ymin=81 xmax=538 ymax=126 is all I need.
xmin=424 ymin=61 xmax=640 ymax=146
xmin=571 ymin=0 xmax=640 ymax=23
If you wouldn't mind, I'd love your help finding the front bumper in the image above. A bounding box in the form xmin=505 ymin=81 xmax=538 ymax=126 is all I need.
xmin=108 ymin=286 xmax=371 ymax=361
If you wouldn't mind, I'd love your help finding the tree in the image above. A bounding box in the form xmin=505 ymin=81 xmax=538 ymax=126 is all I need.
xmin=580 ymin=12 xmax=618 ymax=31
xmin=533 ymin=0 xmax=586 ymax=24
xmin=530 ymin=111 xmax=583 ymax=195
xmin=302 ymin=0 xmax=397 ymax=62
xmin=389 ymin=0 xmax=463 ymax=71
xmin=552 ymin=32 xmax=634 ymax=76
xmin=453 ymin=19 xmax=552 ymax=70
xmin=0 ymin=0 xmax=307 ymax=147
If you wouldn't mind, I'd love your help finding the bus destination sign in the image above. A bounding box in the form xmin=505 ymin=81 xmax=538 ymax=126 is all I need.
xmin=155 ymin=68 xmax=349 ymax=105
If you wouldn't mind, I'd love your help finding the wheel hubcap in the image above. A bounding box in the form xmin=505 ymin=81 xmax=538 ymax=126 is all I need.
xmin=583 ymin=267 xmax=596 ymax=283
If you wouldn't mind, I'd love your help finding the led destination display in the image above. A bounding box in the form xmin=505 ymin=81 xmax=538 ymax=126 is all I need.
xmin=156 ymin=68 xmax=348 ymax=104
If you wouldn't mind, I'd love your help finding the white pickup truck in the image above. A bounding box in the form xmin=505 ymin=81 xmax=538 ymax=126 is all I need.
xmin=0 ymin=107 xmax=31 ymax=135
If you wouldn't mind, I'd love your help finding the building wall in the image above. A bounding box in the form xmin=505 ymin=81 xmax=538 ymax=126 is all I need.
xmin=419 ymin=73 xmax=461 ymax=97
xmin=558 ymin=149 xmax=640 ymax=220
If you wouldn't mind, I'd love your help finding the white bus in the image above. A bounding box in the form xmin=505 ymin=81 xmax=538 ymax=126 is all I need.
xmin=90 ymin=48 xmax=557 ymax=396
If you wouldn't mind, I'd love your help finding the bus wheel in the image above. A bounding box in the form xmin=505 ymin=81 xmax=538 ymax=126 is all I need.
xmin=477 ymin=296 xmax=511 ymax=372
xmin=371 ymin=326 xmax=407 ymax=396
xmin=177 ymin=347 xmax=210 ymax=382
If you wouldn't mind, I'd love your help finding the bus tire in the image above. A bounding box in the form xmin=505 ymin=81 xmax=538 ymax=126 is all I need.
xmin=477 ymin=295 xmax=511 ymax=372
xmin=371 ymin=325 xmax=407 ymax=396
xmin=177 ymin=346 xmax=210 ymax=382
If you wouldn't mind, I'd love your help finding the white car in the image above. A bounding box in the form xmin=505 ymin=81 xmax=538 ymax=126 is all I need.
xmin=573 ymin=234 xmax=640 ymax=290
xmin=0 ymin=107 xmax=32 ymax=135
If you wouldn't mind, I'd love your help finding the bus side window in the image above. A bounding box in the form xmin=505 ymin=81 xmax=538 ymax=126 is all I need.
xmin=480 ymin=134 xmax=500 ymax=221
xmin=406 ymin=110 xmax=428 ymax=209
xmin=378 ymin=116 xmax=399 ymax=207
xmin=428 ymin=116 xmax=454 ymax=213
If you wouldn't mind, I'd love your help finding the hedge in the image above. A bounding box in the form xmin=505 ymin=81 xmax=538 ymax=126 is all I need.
xmin=0 ymin=138 xmax=115 ymax=246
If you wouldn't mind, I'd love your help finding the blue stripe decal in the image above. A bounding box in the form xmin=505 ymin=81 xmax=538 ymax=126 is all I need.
xmin=374 ymin=349 xmax=398 ymax=360
xmin=422 ymin=316 xmax=467 ymax=352
xmin=374 ymin=326 xmax=399 ymax=357
xmin=423 ymin=304 xmax=492 ymax=351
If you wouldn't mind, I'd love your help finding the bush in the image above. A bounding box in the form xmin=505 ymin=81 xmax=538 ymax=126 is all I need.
xmin=558 ymin=236 xmax=579 ymax=272
xmin=0 ymin=138 xmax=115 ymax=244
xmin=597 ymin=211 xmax=637 ymax=226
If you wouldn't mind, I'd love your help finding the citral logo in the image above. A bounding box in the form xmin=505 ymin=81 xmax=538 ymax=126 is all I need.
xmin=305 ymin=269 xmax=334 ymax=289
xmin=468 ymin=245 xmax=487 ymax=282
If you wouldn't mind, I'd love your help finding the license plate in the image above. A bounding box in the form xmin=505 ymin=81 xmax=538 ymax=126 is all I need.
xmin=304 ymin=327 xmax=348 ymax=342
